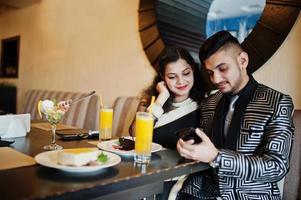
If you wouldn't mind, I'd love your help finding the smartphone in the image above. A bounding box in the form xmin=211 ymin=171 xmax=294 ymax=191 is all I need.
xmin=0 ymin=139 xmax=15 ymax=147
xmin=176 ymin=127 xmax=202 ymax=144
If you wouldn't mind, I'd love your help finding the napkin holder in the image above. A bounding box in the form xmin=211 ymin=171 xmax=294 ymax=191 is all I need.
xmin=0 ymin=114 xmax=31 ymax=138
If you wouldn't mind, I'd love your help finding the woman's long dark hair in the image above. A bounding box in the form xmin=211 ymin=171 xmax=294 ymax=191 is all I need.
xmin=142 ymin=46 xmax=208 ymax=111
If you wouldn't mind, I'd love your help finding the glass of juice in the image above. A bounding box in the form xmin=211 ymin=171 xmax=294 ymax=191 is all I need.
xmin=134 ymin=112 xmax=154 ymax=164
xmin=99 ymin=106 xmax=113 ymax=141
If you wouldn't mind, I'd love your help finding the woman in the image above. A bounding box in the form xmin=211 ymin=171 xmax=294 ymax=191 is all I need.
xmin=130 ymin=46 xmax=210 ymax=200
xmin=130 ymin=46 xmax=208 ymax=150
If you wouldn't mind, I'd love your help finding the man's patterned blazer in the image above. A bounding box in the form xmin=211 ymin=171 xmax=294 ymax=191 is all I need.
xmin=200 ymin=77 xmax=295 ymax=200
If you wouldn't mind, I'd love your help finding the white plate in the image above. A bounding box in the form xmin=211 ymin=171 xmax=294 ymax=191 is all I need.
xmin=35 ymin=149 xmax=121 ymax=173
xmin=97 ymin=137 xmax=163 ymax=157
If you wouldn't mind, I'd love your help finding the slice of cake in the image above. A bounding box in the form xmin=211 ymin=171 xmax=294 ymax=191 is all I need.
xmin=57 ymin=148 xmax=100 ymax=167
xmin=118 ymin=137 xmax=135 ymax=150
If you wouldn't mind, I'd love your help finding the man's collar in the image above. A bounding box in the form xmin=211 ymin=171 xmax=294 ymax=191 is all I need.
xmin=228 ymin=76 xmax=257 ymax=99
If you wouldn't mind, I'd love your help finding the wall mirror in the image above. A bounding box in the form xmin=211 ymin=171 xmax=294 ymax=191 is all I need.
xmin=0 ymin=36 xmax=20 ymax=78
xmin=156 ymin=0 xmax=265 ymax=58
xmin=206 ymin=0 xmax=265 ymax=43
xmin=139 ymin=0 xmax=301 ymax=74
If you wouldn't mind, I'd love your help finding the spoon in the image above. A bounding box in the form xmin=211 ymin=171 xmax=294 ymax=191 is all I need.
xmin=71 ymin=91 xmax=96 ymax=104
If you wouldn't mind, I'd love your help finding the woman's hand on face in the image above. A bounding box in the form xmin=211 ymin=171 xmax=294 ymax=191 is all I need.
xmin=155 ymin=81 xmax=170 ymax=106
xmin=176 ymin=128 xmax=218 ymax=163
xmin=156 ymin=81 xmax=169 ymax=96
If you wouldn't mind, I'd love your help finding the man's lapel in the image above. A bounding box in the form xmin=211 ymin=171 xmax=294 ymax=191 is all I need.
xmin=211 ymin=95 xmax=227 ymax=149
xmin=224 ymin=78 xmax=259 ymax=150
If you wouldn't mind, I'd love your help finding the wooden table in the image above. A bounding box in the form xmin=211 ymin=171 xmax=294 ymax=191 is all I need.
xmin=0 ymin=128 xmax=209 ymax=200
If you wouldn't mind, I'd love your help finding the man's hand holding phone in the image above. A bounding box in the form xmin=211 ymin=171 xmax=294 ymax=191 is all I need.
xmin=177 ymin=128 xmax=219 ymax=163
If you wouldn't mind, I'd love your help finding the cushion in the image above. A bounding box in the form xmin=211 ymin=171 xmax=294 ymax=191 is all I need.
xmin=112 ymin=96 xmax=140 ymax=138
xmin=22 ymin=89 xmax=99 ymax=130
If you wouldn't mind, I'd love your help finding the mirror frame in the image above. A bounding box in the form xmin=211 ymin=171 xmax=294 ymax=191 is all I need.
xmin=139 ymin=0 xmax=301 ymax=74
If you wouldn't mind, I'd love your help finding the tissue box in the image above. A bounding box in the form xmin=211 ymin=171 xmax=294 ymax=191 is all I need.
xmin=0 ymin=114 xmax=30 ymax=138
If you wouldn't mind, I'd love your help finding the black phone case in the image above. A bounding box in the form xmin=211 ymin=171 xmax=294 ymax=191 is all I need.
xmin=176 ymin=127 xmax=202 ymax=144
xmin=56 ymin=129 xmax=98 ymax=141
xmin=0 ymin=139 xmax=15 ymax=147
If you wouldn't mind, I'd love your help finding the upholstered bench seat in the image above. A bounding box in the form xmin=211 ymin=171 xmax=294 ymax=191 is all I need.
xmin=22 ymin=89 xmax=99 ymax=130
xmin=112 ymin=96 xmax=140 ymax=138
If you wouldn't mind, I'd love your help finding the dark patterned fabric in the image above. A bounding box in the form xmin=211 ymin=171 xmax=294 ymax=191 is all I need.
xmin=177 ymin=170 xmax=220 ymax=199
xmin=199 ymin=82 xmax=295 ymax=199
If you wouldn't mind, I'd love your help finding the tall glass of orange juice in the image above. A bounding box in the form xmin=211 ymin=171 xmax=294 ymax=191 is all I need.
xmin=99 ymin=106 xmax=113 ymax=141
xmin=134 ymin=112 xmax=154 ymax=164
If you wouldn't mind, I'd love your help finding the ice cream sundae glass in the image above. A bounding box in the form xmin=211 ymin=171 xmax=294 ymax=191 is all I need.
xmin=38 ymin=99 xmax=71 ymax=150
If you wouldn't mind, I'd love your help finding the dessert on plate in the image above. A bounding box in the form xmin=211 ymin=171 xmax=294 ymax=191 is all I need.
xmin=57 ymin=148 xmax=104 ymax=167
xmin=112 ymin=137 xmax=135 ymax=151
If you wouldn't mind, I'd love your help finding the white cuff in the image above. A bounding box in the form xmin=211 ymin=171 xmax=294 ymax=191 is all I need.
xmin=149 ymin=103 xmax=164 ymax=119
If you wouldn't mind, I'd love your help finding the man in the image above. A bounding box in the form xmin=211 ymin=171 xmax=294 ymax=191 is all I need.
xmin=176 ymin=31 xmax=294 ymax=199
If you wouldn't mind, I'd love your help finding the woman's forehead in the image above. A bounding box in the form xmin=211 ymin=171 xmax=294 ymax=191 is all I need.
xmin=165 ymin=59 xmax=192 ymax=73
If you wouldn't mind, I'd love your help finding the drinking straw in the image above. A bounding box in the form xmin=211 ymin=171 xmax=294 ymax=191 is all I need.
xmin=99 ymin=93 xmax=104 ymax=108
xmin=148 ymin=96 xmax=156 ymax=113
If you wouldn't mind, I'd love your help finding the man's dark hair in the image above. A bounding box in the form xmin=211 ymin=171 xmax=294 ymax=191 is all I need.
xmin=199 ymin=31 xmax=241 ymax=64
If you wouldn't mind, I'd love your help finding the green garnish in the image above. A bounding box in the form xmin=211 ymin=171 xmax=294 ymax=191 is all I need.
xmin=98 ymin=152 xmax=108 ymax=163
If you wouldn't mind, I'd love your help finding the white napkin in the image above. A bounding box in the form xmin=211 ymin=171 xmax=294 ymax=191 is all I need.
xmin=0 ymin=114 xmax=30 ymax=138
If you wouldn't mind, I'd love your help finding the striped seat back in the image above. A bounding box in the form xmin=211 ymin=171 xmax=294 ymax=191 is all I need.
xmin=22 ymin=89 xmax=99 ymax=130
xmin=112 ymin=96 xmax=140 ymax=138
xmin=283 ymin=109 xmax=301 ymax=200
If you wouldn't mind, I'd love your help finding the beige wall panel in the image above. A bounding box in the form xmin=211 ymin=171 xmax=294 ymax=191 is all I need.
xmin=0 ymin=0 xmax=155 ymax=112
xmin=0 ymin=1 xmax=300 ymax=113
xmin=254 ymin=14 xmax=301 ymax=109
